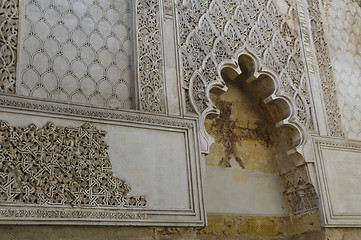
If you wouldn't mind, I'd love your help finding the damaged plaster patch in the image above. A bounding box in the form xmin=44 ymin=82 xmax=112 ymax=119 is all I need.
xmin=205 ymin=79 xmax=278 ymax=173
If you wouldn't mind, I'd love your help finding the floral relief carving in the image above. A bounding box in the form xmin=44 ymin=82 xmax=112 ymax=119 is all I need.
xmin=176 ymin=0 xmax=314 ymax=130
xmin=0 ymin=120 xmax=146 ymax=208
xmin=137 ymin=0 xmax=166 ymax=113
xmin=0 ymin=0 xmax=19 ymax=94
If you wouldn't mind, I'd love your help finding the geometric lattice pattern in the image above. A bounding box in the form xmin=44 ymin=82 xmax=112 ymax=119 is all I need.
xmin=0 ymin=0 xmax=19 ymax=94
xmin=19 ymin=0 xmax=133 ymax=109
xmin=0 ymin=120 xmax=146 ymax=208
xmin=325 ymin=0 xmax=361 ymax=140
xmin=176 ymin=0 xmax=315 ymax=130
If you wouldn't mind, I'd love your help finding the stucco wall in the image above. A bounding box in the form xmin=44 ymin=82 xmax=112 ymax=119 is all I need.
xmin=324 ymin=0 xmax=361 ymax=140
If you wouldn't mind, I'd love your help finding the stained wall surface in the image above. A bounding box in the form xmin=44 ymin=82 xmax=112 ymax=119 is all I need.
xmin=204 ymin=77 xmax=288 ymax=216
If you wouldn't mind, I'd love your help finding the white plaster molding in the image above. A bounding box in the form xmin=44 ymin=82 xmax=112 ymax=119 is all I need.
xmin=313 ymin=136 xmax=361 ymax=226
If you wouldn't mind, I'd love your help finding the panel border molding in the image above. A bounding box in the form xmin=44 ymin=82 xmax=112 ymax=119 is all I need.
xmin=0 ymin=94 xmax=206 ymax=227
xmin=313 ymin=136 xmax=361 ymax=227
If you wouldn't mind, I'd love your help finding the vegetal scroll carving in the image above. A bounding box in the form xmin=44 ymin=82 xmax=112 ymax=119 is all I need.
xmin=0 ymin=0 xmax=19 ymax=94
xmin=307 ymin=0 xmax=344 ymax=137
xmin=137 ymin=0 xmax=166 ymax=113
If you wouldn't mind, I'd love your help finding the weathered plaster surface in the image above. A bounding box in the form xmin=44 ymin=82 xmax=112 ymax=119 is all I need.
xmin=205 ymin=78 xmax=278 ymax=173
xmin=325 ymin=0 xmax=361 ymax=140
xmin=204 ymin=161 xmax=288 ymax=215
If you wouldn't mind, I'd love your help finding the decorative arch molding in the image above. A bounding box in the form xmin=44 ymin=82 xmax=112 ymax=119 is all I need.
xmin=193 ymin=50 xmax=319 ymax=215
xmin=176 ymin=0 xmax=316 ymax=136
xmin=175 ymin=0 xmax=319 ymax=214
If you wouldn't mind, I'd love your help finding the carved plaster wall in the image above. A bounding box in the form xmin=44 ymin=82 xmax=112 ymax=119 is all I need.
xmin=323 ymin=0 xmax=361 ymax=140
xmin=306 ymin=0 xmax=345 ymax=138
xmin=0 ymin=120 xmax=145 ymax=208
xmin=0 ymin=0 xmax=19 ymax=94
xmin=175 ymin=0 xmax=315 ymax=132
xmin=18 ymin=0 xmax=134 ymax=109
xmin=1 ymin=0 xmax=355 ymax=227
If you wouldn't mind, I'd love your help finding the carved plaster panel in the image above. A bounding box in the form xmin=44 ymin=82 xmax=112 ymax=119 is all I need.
xmin=0 ymin=121 xmax=146 ymax=208
xmin=0 ymin=108 xmax=206 ymax=226
xmin=18 ymin=0 xmax=134 ymax=109
xmin=306 ymin=0 xmax=345 ymax=138
xmin=175 ymin=0 xmax=315 ymax=131
xmin=136 ymin=0 xmax=166 ymax=114
xmin=323 ymin=0 xmax=361 ymax=140
xmin=0 ymin=0 xmax=170 ymax=114
xmin=0 ymin=0 xmax=19 ymax=94
xmin=281 ymin=165 xmax=318 ymax=214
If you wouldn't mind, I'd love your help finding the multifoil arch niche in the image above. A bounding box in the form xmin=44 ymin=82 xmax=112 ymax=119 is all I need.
xmin=175 ymin=0 xmax=319 ymax=215
xmin=195 ymin=50 xmax=319 ymax=216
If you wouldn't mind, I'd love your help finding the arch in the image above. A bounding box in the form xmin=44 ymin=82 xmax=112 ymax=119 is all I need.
xmin=194 ymin=50 xmax=318 ymax=215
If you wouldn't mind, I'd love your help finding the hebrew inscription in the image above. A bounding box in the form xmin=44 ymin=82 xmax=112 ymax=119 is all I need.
xmin=0 ymin=0 xmax=19 ymax=94
xmin=18 ymin=0 xmax=133 ymax=109
xmin=0 ymin=120 xmax=146 ymax=208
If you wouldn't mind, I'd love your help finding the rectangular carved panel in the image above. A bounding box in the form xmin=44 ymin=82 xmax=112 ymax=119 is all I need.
xmin=0 ymin=105 xmax=205 ymax=226
xmin=18 ymin=0 xmax=134 ymax=109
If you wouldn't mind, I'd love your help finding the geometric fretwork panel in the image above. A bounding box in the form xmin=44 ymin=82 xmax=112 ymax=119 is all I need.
xmin=19 ymin=0 xmax=133 ymax=109
xmin=0 ymin=120 xmax=146 ymax=208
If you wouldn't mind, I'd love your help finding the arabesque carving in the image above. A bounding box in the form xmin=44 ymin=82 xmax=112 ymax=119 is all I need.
xmin=0 ymin=0 xmax=19 ymax=94
xmin=0 ymin=120 xmax=146 ymax=208
xmin=306 ymin=0 xmax=344 ymax=137
xmin=137 ymin=0 xmax=166 ymax=113
xmin=175 ymin=0 xmax=314 ymax=130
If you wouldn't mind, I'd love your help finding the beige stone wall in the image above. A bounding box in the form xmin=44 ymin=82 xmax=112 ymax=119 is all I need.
xmin=325 ymin=228 xmax=361 ymax=240
xmin=0 ymin=213 xmax=323 ymax=240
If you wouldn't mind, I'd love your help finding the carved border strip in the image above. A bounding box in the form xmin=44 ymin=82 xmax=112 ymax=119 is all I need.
xmin=0 ymin=0 xmax=19 ymax=94
xmin=136 ymin=0 xmax=167 ymax=114
xmin=0 ymin=208 xmax=147 ymax=220
xmin=305 ymin=0 xmax=344 ymax=137
xmin=0 ymin=95 xmax=193 ymax=128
